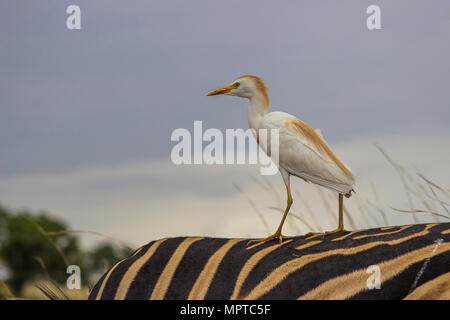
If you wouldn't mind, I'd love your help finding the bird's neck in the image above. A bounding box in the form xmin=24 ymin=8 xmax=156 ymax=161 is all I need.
xmin=247 ymin=93 xmax=269 ymax=130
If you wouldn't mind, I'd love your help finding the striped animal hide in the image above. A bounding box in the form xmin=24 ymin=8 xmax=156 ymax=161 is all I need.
xmin=89 ymin=223 xmax=450 ymax=300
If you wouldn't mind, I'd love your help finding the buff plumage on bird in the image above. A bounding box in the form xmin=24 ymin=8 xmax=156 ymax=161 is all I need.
xmin=207 ymin=75 xmax=355 ymax=244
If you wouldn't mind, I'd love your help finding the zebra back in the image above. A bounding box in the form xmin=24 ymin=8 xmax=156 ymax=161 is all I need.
xmin=89 ymin=223 xmax=450 ymax=300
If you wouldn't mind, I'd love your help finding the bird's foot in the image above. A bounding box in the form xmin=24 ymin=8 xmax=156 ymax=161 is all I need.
xmin=304 ymin=228 xmax=348 ymax=239
xmin=248 ymin=231 xmax=287 ymax=245
xmin=324 ymin=227 xmax=348 ymax=235
xmin=304 ymin=231 xmax=322 ymax=237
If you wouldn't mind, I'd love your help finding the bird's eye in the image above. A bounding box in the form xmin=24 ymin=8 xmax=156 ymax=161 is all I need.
xmin=234 ymin=82 xmax=240 ymax=88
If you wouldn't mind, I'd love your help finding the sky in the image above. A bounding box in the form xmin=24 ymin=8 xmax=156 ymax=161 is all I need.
xmin=0 ymin=1 xmax=449 ymax=248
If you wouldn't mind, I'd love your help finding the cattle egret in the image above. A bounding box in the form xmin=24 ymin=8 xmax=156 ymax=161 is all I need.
xmin=207 ymin=75 xmax=355 ymax=244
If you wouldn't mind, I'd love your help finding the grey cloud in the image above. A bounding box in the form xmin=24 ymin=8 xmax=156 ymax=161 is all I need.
xmin=1 ymin=0 xmax=449 ymax=176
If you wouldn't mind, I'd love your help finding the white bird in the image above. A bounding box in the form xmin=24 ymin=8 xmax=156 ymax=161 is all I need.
xmin=207 ymin=75 xmax=355 ymax=244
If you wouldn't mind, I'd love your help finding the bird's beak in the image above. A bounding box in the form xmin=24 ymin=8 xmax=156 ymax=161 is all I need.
xmin=207 ymin=84 xmax=234 ymax=96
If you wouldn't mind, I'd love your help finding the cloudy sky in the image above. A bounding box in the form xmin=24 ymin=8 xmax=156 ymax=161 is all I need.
xmin=1 ymin=1 xmax=449 ymax=248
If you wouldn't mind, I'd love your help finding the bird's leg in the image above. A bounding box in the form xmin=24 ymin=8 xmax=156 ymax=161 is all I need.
xmin=324 ymin=194 xmax=348 ymax=235
xmin=248 ymin=186 xmax=293 ymax=245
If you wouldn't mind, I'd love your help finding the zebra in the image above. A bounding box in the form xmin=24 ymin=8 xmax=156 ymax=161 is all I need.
xmin=89 ymin=223 xmax=450 ymax=300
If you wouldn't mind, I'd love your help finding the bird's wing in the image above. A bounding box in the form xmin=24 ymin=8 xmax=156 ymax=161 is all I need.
xmin=315 ymin=128 xmax=323 ymax=138
xmin=260 ymin=112 xmax=355 ymax=193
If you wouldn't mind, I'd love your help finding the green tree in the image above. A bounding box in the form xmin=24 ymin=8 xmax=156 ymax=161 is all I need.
xmin=0 ymin=207 xmax=84 ymax=294
xmin=0 ymin=205 xmax=134 ymax=298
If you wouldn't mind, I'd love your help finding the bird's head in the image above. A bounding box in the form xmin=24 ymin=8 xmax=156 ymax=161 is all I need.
xmin=207 ymin=75 xmax=269 ymax=104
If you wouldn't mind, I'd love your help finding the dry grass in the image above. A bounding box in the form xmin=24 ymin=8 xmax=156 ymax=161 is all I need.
xmin=28 ymin=280 xmax=89 ymax=300
xmin=236 ymin=144 xmax=450 ymax=236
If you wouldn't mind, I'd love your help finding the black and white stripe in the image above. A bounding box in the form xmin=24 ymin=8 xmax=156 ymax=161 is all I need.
xmin=89 ymin=223 xmax=450 ymax=300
